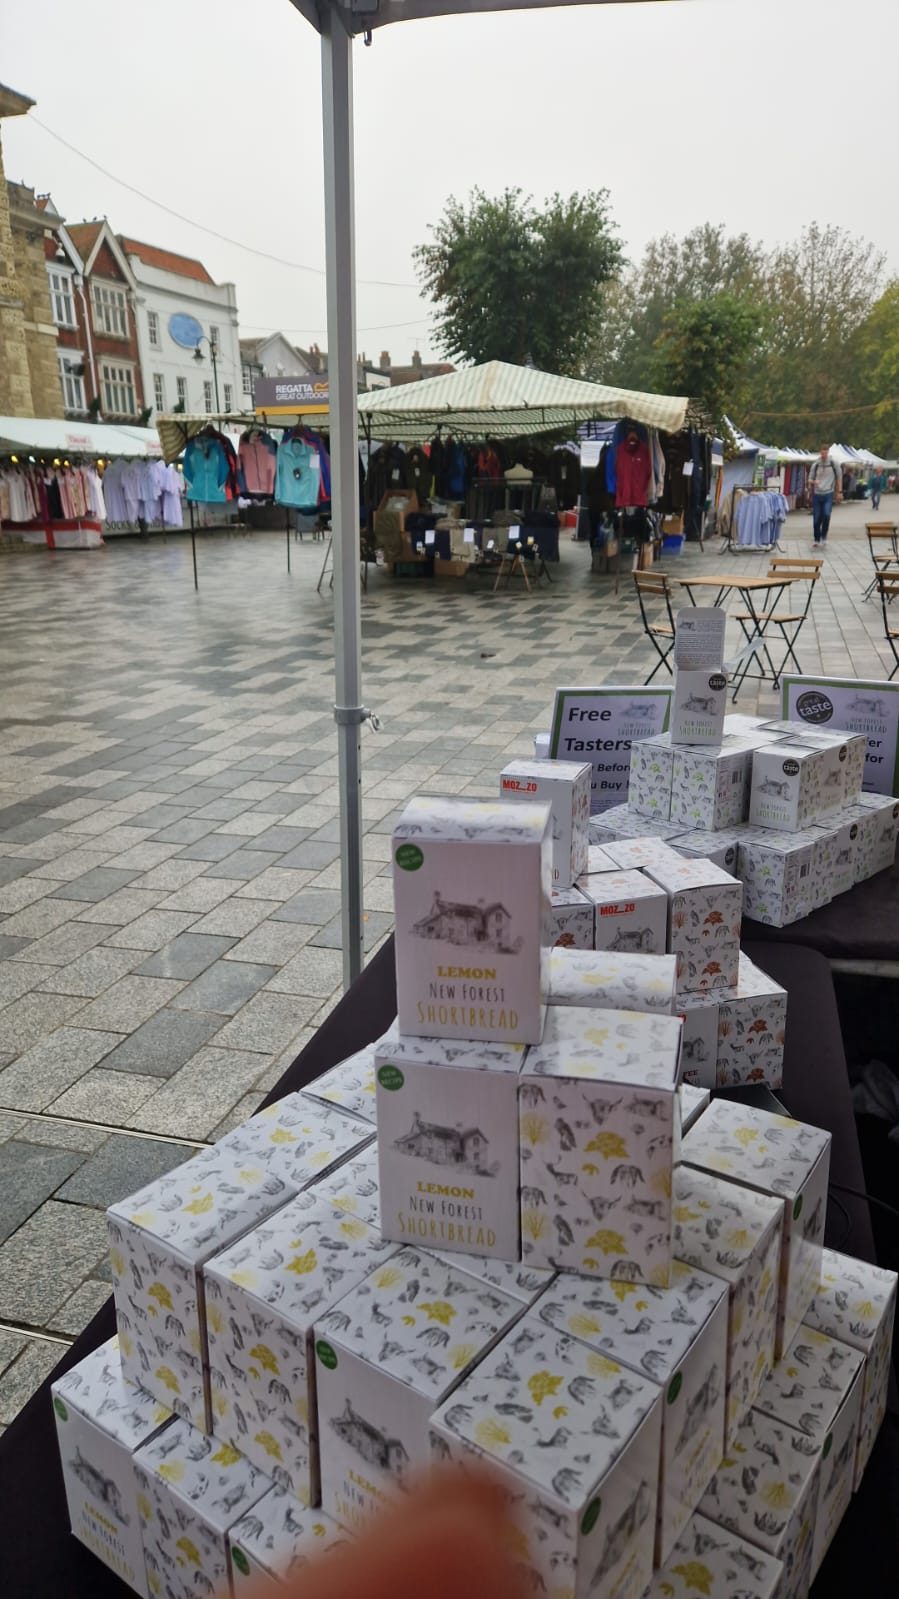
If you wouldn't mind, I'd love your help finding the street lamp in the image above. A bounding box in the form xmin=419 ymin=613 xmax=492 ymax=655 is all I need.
xmin=193 ymin=333 xmax=220 ymax=412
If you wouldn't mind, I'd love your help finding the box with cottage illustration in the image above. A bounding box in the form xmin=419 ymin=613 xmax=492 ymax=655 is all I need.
xmin=229 ymin=1487 xmax=347 ymax=1590
xmin=804 ymin=1246 xmax=897 ymax=1489
xmin=670 ymin=667 xmax=727 ymax=746
xmin=669 ymin=738 xmax=753 ymax=831
xmin=519 ymin=1004 xmax=683 ymax=1285
xmin=761 ymin=721 xmax=865 ymax=805
xmin=647 ymin=1511 xmax=782 ymax=1599
xmin=644 ymin=857 xmax=742 ymax=993
xmin=627 ymin=735 xmax=674 ymax=821
xmin=392 ymin=796 xmax=552 ymax=1044
xmin=548 ymin=946 xmax=677 ymax=1016
xmin=433 ymin=1248 xmax=554 ymax=1305
xmin=736 ymin=828 xmax=818 ymax=927
xmin=676 ymin=992 xmax=718 ymax=1089
xmin=678 ymin=1083 xmax=710 ymax=1133
xmin=550 ymin=886 xmax=595 ymax=950
xmin=682 ymin=1100 xmax=830 ymax=1357
xmin=301 ymin=1047 xmax=378 ymax=1124
xmin=430 ymin=1314 xmax=663 ymax=1599
xmin=716 ymin=953 xmax=788 ymax=1089
xmin=500 ymin=757 xmax=591 ymax=888
xmin=748 ymin=742 xmax=843 ymax=831
xmin=578 ymin=869 xmax=668 ymax=956
xmin=373 ymin=1030 xmax=526 ymax=1260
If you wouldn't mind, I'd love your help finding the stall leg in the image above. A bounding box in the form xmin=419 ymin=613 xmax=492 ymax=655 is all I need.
xmin=286 ymin=512 xmax=291 ymax=574
xmin=189 ymin=505 xmax=198 ymax=591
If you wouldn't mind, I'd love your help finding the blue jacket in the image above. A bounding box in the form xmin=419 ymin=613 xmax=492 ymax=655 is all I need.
xmin=183 ymin=437 xmax=228 ymax=503
xmin=276 ymin=435 xmax=322 ymax=509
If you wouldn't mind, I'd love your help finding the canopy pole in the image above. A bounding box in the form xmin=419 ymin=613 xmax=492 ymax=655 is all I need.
xmin=321 ymin=5 xmax=365 ymax=987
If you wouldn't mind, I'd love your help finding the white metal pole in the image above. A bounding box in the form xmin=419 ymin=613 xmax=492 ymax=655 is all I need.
xmin=321 ymin=3 xmax=365 ymax=986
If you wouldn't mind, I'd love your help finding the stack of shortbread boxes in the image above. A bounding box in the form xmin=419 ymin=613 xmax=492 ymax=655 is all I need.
xmin=53 ymin=741 xmax=896 ymax=1599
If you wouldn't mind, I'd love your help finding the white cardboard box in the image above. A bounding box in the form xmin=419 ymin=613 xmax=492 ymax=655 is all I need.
xmin=429 ymin=1314 xmax=663 ymax=1599
xmin=519 ymin=1004 xmax=683 ymax=1285
xmin=229 ymin=1487 xmax=347 ymax=1590
xmin=716 ymin=953 xmax=788 ymax=1090
xmin=753 ymin=1324 xmax=864 ymax=1577
xmin=301 ymin=1048 xmax=377 ymax=1124
xmin=678 ymin=1083 xmax=710 ymax=1132
xmin=682 ymin=1100 xmax=831 ymax=1357
xmin=848 ymin=791 xmax=899 ymax=877
xmin=579 ymin=869 xmax=668 ymax=955
xmin=373 ymin=1030 xmax=526 ymax=1260
xmin=807 ymin=812 xmax=859 ymax=898
xmin=213 ymin=1094 xmax=374 ymax=1187
xmin=538 ymin=1261 xmax=729 ymax=1562
xmin=748 ymin=742 xmax=839 ymax=831
xmin=500 ymin=758 xmax=591 ymax=887
xmin=760 ymin=722 xmax=866 ymax=804
xmin=676 ymin=992 xmax=719 ymax=1089
xmin=673 ymin=1165 xmax=783 ymax=1446
xmin=736 ymin=828 xmax=818 ymax=927
xmin=314 ymin=1246 xmax=522 ymax=1528
xmin=550 ymin=885 xmax=595 ymax=950
xmin=52 ymin=1337 xmax=173 ymax=1597
xmin=644 ymin=857 xmax=742 ymax=994
xmin=134 ymin=1417 xmax=271 ymax=1599
xmin=670 ymin=667 xmax=727 ymax=746
xmin=669 ymin=828 xmax=743 ymax=872
xmin=392 ymin=796 xmax=551 ymax=1044
xmin=803 ymin=1247 xmax=898 ymax=1489
xmin=669 ymin=739 xmax=753 ymax=831
xmin=548 ymin=946 xmax=677 ymax=1015
xmin=300 ymin=1143 xmax=381 ymax=1228
xmin=647 ymin=1511 xmax=783 ymax=1599
xmin=433 ymin=1248 xmax=555 ymax=1305
xmin=627 ymin=735 xmax=674 ymax=821
xmin=596 ymin=837 xmax=684 ymax=871
xmin=589 ymin=806 xmax=684 ymax=844
xmin=578 ymin=843 xmax=620 ymax=874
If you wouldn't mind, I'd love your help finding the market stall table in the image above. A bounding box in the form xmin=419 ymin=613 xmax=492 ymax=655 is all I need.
xmin=670 ymin=572 xmax=795 ymax=700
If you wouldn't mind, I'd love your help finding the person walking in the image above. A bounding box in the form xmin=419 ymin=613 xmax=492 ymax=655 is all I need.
xmin=809 ymin=448 xmax=842 ymax=546
xmin=869 ymin=468 xmax=884 ymax=511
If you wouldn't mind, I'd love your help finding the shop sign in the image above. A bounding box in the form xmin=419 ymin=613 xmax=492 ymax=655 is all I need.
xmin=549 ymin=685 xmax=672 ymax=813
xmin=781 ymin=674 xmax=899 ymax=795
xmin=254 ymin=374 xmax=330 ymax=410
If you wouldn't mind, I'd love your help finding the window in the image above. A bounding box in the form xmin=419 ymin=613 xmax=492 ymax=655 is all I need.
xmin=101 ymin=361 xmax=137 ymax=416
xmin=153 ymin=373 xmax=165 ymax=413
xmin=148 ymin=310 xmax=160 ymax=347
xmin=176 ymin=376 xmax=187 ymax=408
xmin=210 ymin=324 xmax=220 ymax=351
xmin=92 ymin=281 xmax=129 ymax=337
xmin=58 ymin=354 xmax=85 ymax=413
xmin=203 ymin=381 xmax=213 ymax=414
xmin=241 ymin=365 xmax=254 ymax=396
xmin=223 ymin=383 xmax=233 ymax=413
xmin=47 ymin=267 xmax=76 ymax=328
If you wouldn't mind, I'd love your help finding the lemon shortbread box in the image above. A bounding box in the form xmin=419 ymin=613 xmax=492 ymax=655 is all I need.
xmin=736 ymin=829 xmax=818 ymax=927
xmin=429 ymin=1315 xmax=663 ymax=1599
xmin=647 ymin=1512 xmax=783 ymax=1599
xmin=434 ymin=1249 xmax=555 ymax=1305
xmin=644 ymin=857 xmax=742 ymax=994
xmin=550 ymin=886 xmax=595 ymax=950
xmin=803 ymin=1247 xmax=897 ymax=1488
xmin=313 ymin=1245 xmax=521 ymax=1529
xmin=538 ymin=1262 xmax=728 ymax=1562
xmin=519 ymin=1004 xmax=683 ymax=1286
xmin=500 ymin=758 xmax=591 ymax=887
xmin=669 ymin=829 xmax=742 ymax=872
xmin=134 ymin=1416 xmax=270 ymax=1599
xmin=52 ymin=1337 xmax=173 ymax=1598
xmin=230 ymin=1488 xmax=347 ymax=1590
xmin=682 ymin=1101 xmax=830 ymax=1358
xmin=589 ymin=806 xmax=684 ymax=844
xmin=374 ymin=1030 xmax=526 ymax=1260
xmin=392 ymin=796 xmax=551 ymax=1044
xmin=748 ymin=742 xmax=841 ymax=831
xmin=306 ymin=1144 xmax=381 ymax=1227
xmin=548 ymin=946 xmax=678 ymax=1016
xmin=673 ymin=1166 xmax=782 ymax=1447
xmin=579 ymin=869 xmax=668 ymax=955
xmin=213 ymin=1093 xmax=373 ymax=1184
xmin=627 ymin=734 xmax=675 ymax=820
xmin=204 ymin=1198 xmax=396 ymax=1503
xmin=300 ymin=1048 xmax=377 ymax=1123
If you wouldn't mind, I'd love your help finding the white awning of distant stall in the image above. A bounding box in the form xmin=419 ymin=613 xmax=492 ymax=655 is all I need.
xmin=0 ymin=417 xmax=161 ymax=459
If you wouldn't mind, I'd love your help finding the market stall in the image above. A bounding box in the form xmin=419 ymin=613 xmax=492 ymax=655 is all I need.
xmin=0 ymin=417 xmax=169 ymax=548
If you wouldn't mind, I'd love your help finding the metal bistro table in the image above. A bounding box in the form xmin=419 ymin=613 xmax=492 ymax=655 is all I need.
xmin=670 ymin=572 xmax=794 ymax=701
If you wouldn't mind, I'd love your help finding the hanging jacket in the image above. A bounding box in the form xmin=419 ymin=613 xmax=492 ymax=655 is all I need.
xmin=238 ymin=431 xmax=278 ymax=496
xmin=184 ymin=437 xmax=229 ymax=503
xmin=276 ymin=434 xmax=322 ymax=509
xmin=614 ymin=435 xmax=652 ymax=508
xmin=406 ymin=444 xmax=432 ymax=500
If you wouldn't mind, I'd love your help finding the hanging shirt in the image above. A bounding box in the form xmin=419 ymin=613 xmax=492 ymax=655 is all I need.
xmin=614 ymin=435 xmax=652 ymax=508
xmin=161 ymin=464 xmax=184 ymax=528
xmin=183 ymin=437 xmax=228 ymax=504
xmin=275 ymin=435 xmax=322 ymax=509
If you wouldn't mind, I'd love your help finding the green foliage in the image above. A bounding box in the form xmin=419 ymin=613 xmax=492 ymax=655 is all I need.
xmin=653 ymin=294 xmax=761 ymax=421
xmin=853 ymin=281 xmax=899 ymax=457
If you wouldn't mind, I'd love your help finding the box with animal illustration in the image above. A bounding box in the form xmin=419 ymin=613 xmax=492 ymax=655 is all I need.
xmin=596 ymin=837 xmax=683 ymax=871
xmin=589 ymin=806 xmax=683 ymax=845
xmin=847 ymin=791 xmax=899 ymax=878
xmin=433 ymin=1248 xmax=554 ymax=1306
xmin=391 ymin=796 xmax=552 ymax=1044
xmin=578 ymin=869 xmax=668 ymax=955
xmin=678 ymin=1083 xmax=710 ymax=1133
xmin=647 ymin=1511 xmax=782 ymax=1599
xmin=52 ymin=1336 xmax=173 ymax=1598
xmin=213 ymin=1093 xmax=374 ymax=1186
xmin=672 ymin=1165 xmax=782 ymax=1446
xmin=548 ymin=946 xmax=677 ymax=1016
xmin=807 ymin=812 xmax=858 ymax=898
xmin=550 ymin=886 xmax=595 ymax=950
xmin=627 ymin=734 xmax=674 ymax=821
xmin=805 ymin=1247 xmax=897 ymax=1490
xmin=204 ymin=1194 xmax=398 ymax=1502
xmin=668 ymin=828 xmax=743 ymax=872
xmin=134 ymin=1416 xmax=271 ymax=1599
xmin=644 ymin=857 xmax=742 ymax=993
xmin=313 ymin=1245 xmax=522 ymax=1529
xmin=715 ymin=953 xmax=788 ymax=1089
xmin=500 ymin=758 xmax=591 ymax=887
xmin=373 ymin=1030 xmax=526 ymax=1260
xmin=578 ymin=843 xmax=619 ymax=874
xmin=761 ymin=722 xmax=866 ymax=804
xmin=229 ymin=1487 xmax=348 ymax=1590
xmin=753 ymin=1324 xmax=864 ymax=1579
xmin=306 ymin=1144 xmax=381 ymax=1228
xmin=748 ymin=741 xmax=844 ymax=831
xmin=676 ymin=992 xmax=718 ymax=1089
xmin=736 ymin=828 xmax=818 ymax=927
xmin=537 ymin=1261 xmax=728 ymax=1562
xmin=669 ymin=739 xmax=753 ymax=831
xmin=682 ymin=1100 xmax=831 ymax=1357
xmin=698 ymin=1405 xmax=821 ymax=1599
xmin=429 ymin=1314 xmax=663 ymax=1599
xmin=518 ymin=1003 xmax=683 ymax=1286
xmin=301 ymin=1047 xmax=377 ymax=1124
xmin=670 ymin=668 xmax=727 ymax=746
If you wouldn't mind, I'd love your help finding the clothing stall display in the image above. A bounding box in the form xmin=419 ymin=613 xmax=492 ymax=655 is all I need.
xmin=0 ymin=461 xmax=107 ymax=524
xmin=183 ymin=430 xmax=240 ymax=505
xmin=735 ymin=489 xmax=788 ymax=549
xmin=237 ymin=429 xmax=278 ymax=498
xmin=275 ymin=427 xmax=331 ymax=512
xmin=102 ymin=458 xmax=183 ymax=529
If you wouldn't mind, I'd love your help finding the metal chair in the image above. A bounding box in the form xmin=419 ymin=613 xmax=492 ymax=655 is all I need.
xmin=876 ymin=573 xmax=899 ymax=679
xmin=732 ymin=556 xmax=823 ymax=686
xmin=633 ymin=571 xmax=677 ymax=683
xmin=862 ymin=523 xmax=899 ymax=601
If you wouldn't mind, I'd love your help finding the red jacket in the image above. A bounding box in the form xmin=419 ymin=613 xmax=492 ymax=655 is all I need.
xmin=615 ymin=435 xmax=651 ymax=508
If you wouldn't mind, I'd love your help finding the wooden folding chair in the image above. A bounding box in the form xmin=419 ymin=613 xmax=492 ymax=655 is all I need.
xmin=633 ymin=571 xmax=676 ymax=683
xmin=732 ymin=556 xmax=823 ymax=686
xmin=862 ymin=523 xmax=899 ymax=601
xmin=876 ymin=573 xmax=899 ymax=679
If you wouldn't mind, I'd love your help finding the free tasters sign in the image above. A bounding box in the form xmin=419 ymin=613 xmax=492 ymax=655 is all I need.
xmin=550 ymin=685 xmax=672 ymax=813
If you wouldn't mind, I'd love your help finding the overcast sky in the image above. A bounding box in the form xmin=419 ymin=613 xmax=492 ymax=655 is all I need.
xmin=2 ymin=0 xmax=897 ymax=367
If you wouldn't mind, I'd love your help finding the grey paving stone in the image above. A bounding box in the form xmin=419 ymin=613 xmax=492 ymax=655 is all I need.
xmin=67 ymin=975 xmax=183 ymax=1033
xmin=0 ymin=1026 xmax=123 ymax=1111
xmin=39 ymin=946 xmax=142 ymax=998
xmin=176 ymin=834 xmax=242 ymax=863
xmin=15 ymin=1117 xmax=109 ymax=1152
xmin=270 ymin=888 xmax=342 ymax=925
xmin=0 ymin=1110 xmax=25 ymax=1141
xmin=221 ymin=919 xmax=314 ymax=967
xmin=48 ymin=866 xmax=140 ymax=902
xmin=150 ymin=817 xmax=217 ymax=845
xmin=190 ymin=797 xmax=256 ymax=822
xmin=132 ymin=858 xmax=210 ymax=891
xmin=211 ymin=991 xmax=320 ymax=1053
xmin=47 ymin=1279 xmax=112 ymax=1337
xmin=0 ymin=1140 xmax=87 ymax=1243
xmin=169 ymin=960 xmax=277 ymax=1017
xmin=207 ymin=849 xmax=279 ymax=881
xmin=0 ymin=897 xmax=85 ymax=940
xmin=8 ymin=920 xmax=117 ymax=967
xmin=0 ymin=1328 xmax=28 ymax=1377
xmin=51 ymin=1068 xmax=161 ymax=1123
xmin=209 ymin=1093 xmax=266 ymax=1140
xmin=233 ymin=867 xmax=315 ymax=901
xmin=126 ymin=1047 xmax=272 ymax=1138
xmin=0 ymin=1339 xmax=65 ymax=1425
xmin=76 ymin=888 xmax=166 ymax=925
xmin=99 ymin=1006 xmax=223 ymax=1077
xmin=0 ymin=935 xmax=29 ymax=958
xmin=244 ymin=825 xmax=312 ymax=853
xmin=102 ymin=841 xmax=183 ymax=872
xmin=311 ymin=909 xmax=394 ymax=951
xmin=275 ymin=839 xmax=341 ymax=870
xmin=136 ymin=932 xmax=236 ymax=979
xmin=209 ymin=811 xmax=282 ymax=837
xmin=56 ymin=1132 xmax=195 ymax=1209
xmin=0 ymin=992 xmax=87 ymax=1056
xmin=156 ymin=878 xmax=236 ymax=913
xmin=0 ymin=857 xmax=42 ymax=888
xmin=104 ymin=908 xmax=199 ymax=951
xmin=188 ymin=898 xmax=280 ymax=937
xmin=0 ymin=877 xmax=67 ymax=914
xmin=265 ymin=945 xmax=344 ymax=998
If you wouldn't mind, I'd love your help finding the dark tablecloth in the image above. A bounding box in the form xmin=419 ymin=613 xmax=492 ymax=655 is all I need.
xmin=745 ymin=862 xmax=899 ymax=961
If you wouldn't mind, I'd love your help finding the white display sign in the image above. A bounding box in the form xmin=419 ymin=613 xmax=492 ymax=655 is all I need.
xmin=781 ymin=675 xmax=899 ymax=795
xmin=674 ymin=607 xmax=726 ymax=670
xmin=549 ymin=684 xmax=672 ymax=812
xmin=579 ymin=439 xmax=602 ymax=469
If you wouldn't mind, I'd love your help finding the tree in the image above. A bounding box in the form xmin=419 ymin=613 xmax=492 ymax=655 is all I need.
xmin=414 ymin=187 xmax=622 ymax=373
xmin=853 ymin=281 xmax=899 ymax=458
xmin=652 ymin=294 xmax=761 ymax=422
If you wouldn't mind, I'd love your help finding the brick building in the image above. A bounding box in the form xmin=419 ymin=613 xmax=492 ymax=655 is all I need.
xmin=46 ymin=217 xmax=145 ymax=422
xmin=0 ymin=82 xmax=64 ymax=417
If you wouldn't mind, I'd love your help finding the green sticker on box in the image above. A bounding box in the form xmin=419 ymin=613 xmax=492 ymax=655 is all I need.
xmin=793 ymin=1194 xmax=803 ymax=1220
xmin=581 ymin=1498 xmax=601 ymax=1535
xmin=53 ymin=1397 xmax=68 ymax=1422
xmin=395 ymin=844 xmax=423 ymax=871
xmin=377 ymin=1064 xmax=404 ymax=1092
xmin=667 ymin=1373 xmax=682 ymax=1404
xmin=232 ymin=1549 xmax=251 ymax=1577
xmin=316 ymin=1340 xmax=338 ymax=1371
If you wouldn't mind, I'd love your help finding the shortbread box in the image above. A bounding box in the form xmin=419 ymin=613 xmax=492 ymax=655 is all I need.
xmin=761 ymin=722 xmax=866 ymax=804
xmin=753 ymin=1324 xmax=864 ymax=1578
xmin=579 ymin=869 xmax=668 ymax=955
xmin=736 ymin=828 xmax=818 ymax=927
xmin=429 ymin=1315 xmax=663 ymax=1599
xmin=597 ymin=836 xmax=684 ymax=871
xmin=500 ymin=757 xmax=591 ymax=887
xmin=682 ymin=1101 xmax=830 ymax=1357
xmin=698 ymin=1407 xmax=821 ymax=1599
xmin=669 ymin=828 xmax=743 ymax=872
xmin=678 ymin=1083 xmax=710 ymax=1132
xmin=647 ymin=1511 xmax=783 ymax=1599
xmin=578 ymin=843 xmax=619 ymax=875
xmin=52 ymin=1337 xmax=173 ymax=1597
xmin=644 ymin=857 xmax=742 ymax=994
xmin=134 ymin=1418 xmax=270 ymax=1599
xmin=672 ymin=1166 xmax=782 ymax=1446
xmin=589 ymin=805 xmax=684 ymax=844
xmin=803 ymin=1247 xmax=898 ymax=1489
xmin=627 ymin=734 xmax=674 ymax=820
xmin=848 ymin=791 xmax=899 ymax=878
xmin=392 ymin=796 xmax=551 ymax=1044
xmin=373 ymin=1030 xmax=526 ymax=1260
xmin=519 ymin=1004 xmax=683 ymax=1286
xmin=748 ymin=742 xmax=835 ymax=831
xmin=724 ymin=712 xmax=768 ymax=735
xmin=538 ymin=1261 xmax=728 ymax=1562
xmin=550 ymin=886 xmax=595 ymax=950
xmin=716 ymin=953 xmax=787 ymax=1090
xmin=230 ymin=1488 xmax=348 ymax=1590
xmin=301 ymin=1048 xmax=377 ymax=1124
xmin=676 ymin=992 xmax=718 ymax=1089
xmin=549 ymin=946 xmax=678 ymax=1016
xmin=212 ymin=1093 xmax=374 ymax=1184
xmin=306 ymin=1143 xmax=381 ymax=1228
xmin=670 ymin=667 xmax=727 ymax=746
xmin=204 ymin=1196 xmax=396 ymax=1502
xmin=807 ymin=812 xmax=858 ymax=897
xmin=669 ymin=739 xmax=753 ymax=831
xmin=433 ymin=1248 xmax=555 ymax=1305
xmin=313 ymin=1246 xmax=521 ymax=1528
xmin=108 ymin=1150 xmax=302 ymax=1430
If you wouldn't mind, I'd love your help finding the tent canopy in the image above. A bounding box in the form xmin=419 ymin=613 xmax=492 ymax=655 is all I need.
xmin=289 ymin=0 xmax=655 ymax=35
xmin=156 ymin=412 xmax=260 ymax=465
xmin=357 ymin=359 xmax=688 ymax=443
xmin=0 ymin=417 xmax=161 ymax=459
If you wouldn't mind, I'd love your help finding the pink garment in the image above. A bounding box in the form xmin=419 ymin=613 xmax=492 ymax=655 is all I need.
xmin=239 ymin=433 xmax=277 ymax=496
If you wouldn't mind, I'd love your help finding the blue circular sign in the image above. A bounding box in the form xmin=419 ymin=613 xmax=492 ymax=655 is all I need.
xmin=168 ymin=313 xmax=204 ymax=349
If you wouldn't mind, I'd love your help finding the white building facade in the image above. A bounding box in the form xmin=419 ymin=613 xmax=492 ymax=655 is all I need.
xmin=119 ymin=239 xmax=243 ymax=420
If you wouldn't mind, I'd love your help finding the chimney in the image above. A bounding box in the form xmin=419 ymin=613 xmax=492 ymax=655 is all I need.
xmin=412 ymin=350 xmax=422 ymax=370
xmin=380 ymin=350 xmax=390 ymax=371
